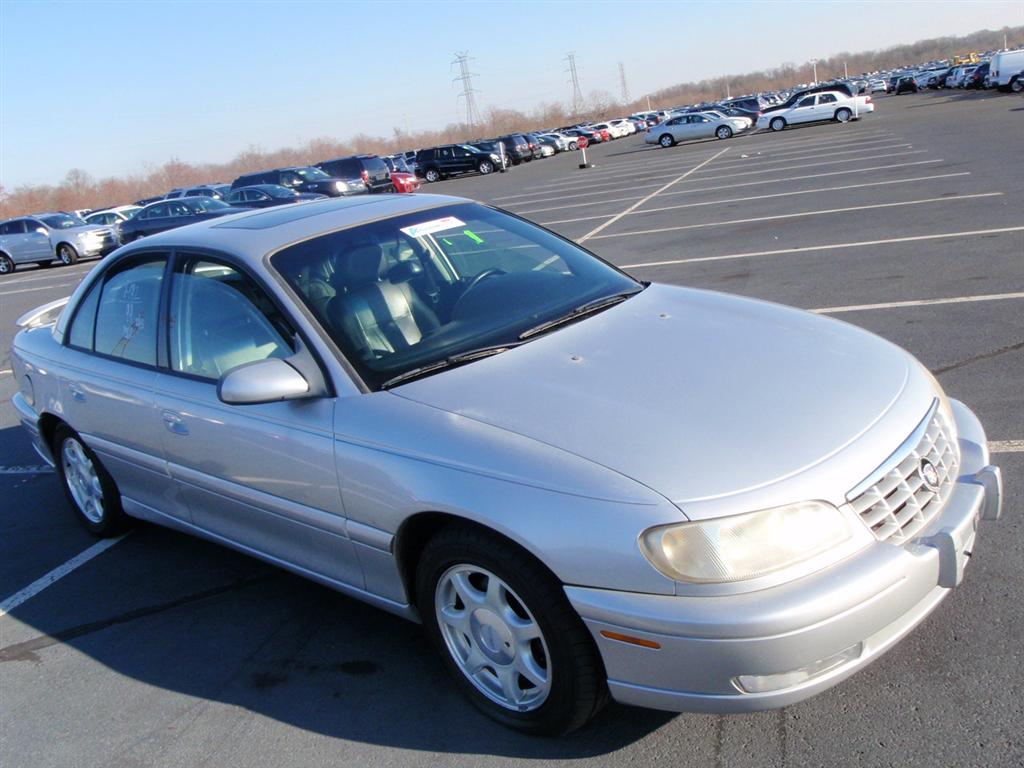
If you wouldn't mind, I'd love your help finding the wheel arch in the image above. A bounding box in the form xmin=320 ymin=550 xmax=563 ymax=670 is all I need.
xmin=38 ymin=411 xmax=67 ymax=460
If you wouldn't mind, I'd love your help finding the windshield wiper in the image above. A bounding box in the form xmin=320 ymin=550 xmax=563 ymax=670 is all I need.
xmin=518 ymin=287 xmax=645 ymax=341
xmin=380 ymin=342 xmax=524 ymax=390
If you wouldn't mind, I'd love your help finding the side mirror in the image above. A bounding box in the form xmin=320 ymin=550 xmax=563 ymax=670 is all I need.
xmin=218 ymin=358 xmax=310 ymax=405
xmin=36 ymin=227 xmax=48 ymax=235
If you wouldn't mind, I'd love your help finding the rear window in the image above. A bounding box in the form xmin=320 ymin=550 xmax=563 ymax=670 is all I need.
xmin=362 ymin=157 xmax=388 ymax=175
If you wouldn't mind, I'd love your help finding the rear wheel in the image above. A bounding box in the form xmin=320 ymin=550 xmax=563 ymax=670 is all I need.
xmin=658 ymin=133 xmax=675 ymax=148
xmin=715 ymin=125 xmax=733 ymax=139
xmin=568 ymin=141 xmax=578 ymax=151
xmin=0 ymin=254 xmax=14 ymax=275
xmin=53 ymin=425 xmax=130 ymax=537
xmin=424 ymin=168 xmax=441 ymax=183
xmin=770 ymin=117 xmax=787 ymax=132
xmin=417 ymin=525 xmax=607 ymax=735
xmin=835 ymin=107 xmax=853 ymax=123
xmin=58 ymin=243 xmax=79 ymax=265
xmin=478 ymin=160 xmax=494 ymax=175
xmin=1011 ymin=77 xmax=1023 ymax=93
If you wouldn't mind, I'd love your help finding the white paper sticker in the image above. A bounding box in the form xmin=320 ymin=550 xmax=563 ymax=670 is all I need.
xmin=400 ymin=216 xmax=466 ymax=238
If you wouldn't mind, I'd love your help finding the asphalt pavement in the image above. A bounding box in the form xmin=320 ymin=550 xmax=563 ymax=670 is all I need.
xmin=1 ymin=89 xmax=1022 ymax=768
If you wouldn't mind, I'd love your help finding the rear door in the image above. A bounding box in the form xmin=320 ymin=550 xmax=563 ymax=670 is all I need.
xmin=153 ymin=252 xmax=362 ymax=586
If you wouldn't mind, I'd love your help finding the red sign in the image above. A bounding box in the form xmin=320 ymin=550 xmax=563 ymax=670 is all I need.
xmin=577 ymin=136 xmax=589 ymax=149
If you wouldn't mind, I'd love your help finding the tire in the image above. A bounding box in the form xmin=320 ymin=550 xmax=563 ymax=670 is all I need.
xmin=53 ymin=424 xmax=130 ymax=537
xmin=568 ymin=141 xmax=578 ymax=151
xmin=424 ymin=168 xmax=441 ymax=183
xmin=715 ymin=125 xmax=733 ymax=139
xmin=835 ymin=108 xmax=853 ymax=123
xmin=58 ymin=243 xmax=79 ymax=265
xmin=1011 ymin=77 xmax=1023 ymax=93
xmin=770 ymin=117 xmax=787 ymax=132
xmin=416 ymin=524 xmax=607 ymax=735
xmin=0 ymin=253 xmax=13 ymax=275
xmin=658 ymin=133 xmax=675 ymax=148
xmin=478 ymin=160 xmax=494 ymax=175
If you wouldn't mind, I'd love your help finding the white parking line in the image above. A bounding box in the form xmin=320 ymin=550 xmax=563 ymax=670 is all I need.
xmin=579 ymin=147 xmax=731 ymax=243
xmin=0 ymin=281 xmax=80 ymax=297
xmin=811 ymin=292 xmax=1024 ymax=314
xmin=990 ymin=440 xmax=1024 ymax=454
xmin=620 ymin=225 xmax=1024 ymax=269
xmin=0 ymin=534 xmax=130 ymax=618
xmin=0 ymin=369 xmax=12 ymax=377
xmin=512 ymin=159 xmax=947 ymax=215
xmin=589 ymin=192 xmax=1002 ymax=241
xmin=0 ymin=264 xmax=94 ymax=286
xmin=0 ymin=465 xmax=54 ymax=475
xmin=538 ymin=173 xmax=972 ymax=226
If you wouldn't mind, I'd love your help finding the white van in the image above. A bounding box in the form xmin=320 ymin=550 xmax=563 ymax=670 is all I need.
xmin=990 ymin=49 xmax=1024 ymax=91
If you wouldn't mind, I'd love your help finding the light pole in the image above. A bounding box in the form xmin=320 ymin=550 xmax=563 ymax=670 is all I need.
xmin=809 ymin=58 xmax=819 ymax=84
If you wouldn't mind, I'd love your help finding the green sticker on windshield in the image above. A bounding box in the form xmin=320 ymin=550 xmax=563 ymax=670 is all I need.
xmin=463 ymin=229 xmax=485 ymax=245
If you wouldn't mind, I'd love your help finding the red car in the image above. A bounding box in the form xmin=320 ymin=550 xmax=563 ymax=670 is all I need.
xmin=384 ymin=156 xmax=421 ymax=193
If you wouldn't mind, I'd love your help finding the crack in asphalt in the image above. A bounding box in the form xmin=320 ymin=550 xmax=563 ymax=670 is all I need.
xmin=933 ymin=339 xmax=1024 ymax=374
xmin=0 ymin=575 xmax=274 ymax=663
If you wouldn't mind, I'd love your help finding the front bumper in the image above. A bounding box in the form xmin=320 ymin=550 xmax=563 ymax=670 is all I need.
xmin=567 ymin=399 xmax=1001 ymax=713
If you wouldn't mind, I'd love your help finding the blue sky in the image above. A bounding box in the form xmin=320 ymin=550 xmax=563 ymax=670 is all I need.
xmin=1 ymin=0 xmax=1020 ymax=188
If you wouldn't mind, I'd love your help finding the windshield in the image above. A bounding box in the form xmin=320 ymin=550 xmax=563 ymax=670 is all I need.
xmin=267 ymin=185 xmax=298 ymax=198
xmin=271 ymin=203 xmax=640 ymax=389
xmin=40 ymin=213 xmax=85 ymax=229
xmin=293 ymin=167 xmax=331 ymax=181
xmin=187 ymin=197 xmax=231 ymax=212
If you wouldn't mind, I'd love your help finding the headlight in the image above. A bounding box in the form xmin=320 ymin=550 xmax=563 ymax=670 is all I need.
xmin=490 ymin=153 xmax=501 ymax=162
xmin=335 ymin=181 xmax=348 ymax=192
xmin=640 ymin=501 xmax=865 ymax=583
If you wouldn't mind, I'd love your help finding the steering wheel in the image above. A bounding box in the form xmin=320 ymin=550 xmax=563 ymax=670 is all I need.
xmin=453 ymin=268 xmax=507 ymax=318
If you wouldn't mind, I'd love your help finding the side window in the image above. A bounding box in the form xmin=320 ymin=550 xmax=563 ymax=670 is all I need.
xmin=168 ymin=202 xmax=191 ymax=217
xmin=440 ymin=148 xmax=452 ymax=159
xmin=144 ymin=204 xmax=167 ymax=219
xmin=67 ymin=279 xmax=102 ymax=350
xmin=819 ymin=93 xmax=837 ymax=104
xmin=798 ymin=96 xmax=816 ymax=107
xmin=94 ymin=257 xmax=166 ymax=365
xmin=168 ymin=257 xmax=294 ymax=380
xmin=226 ymin=190 xmax=242 ymax=204
xmin=281 ymin=173 xmax=301 ymax=186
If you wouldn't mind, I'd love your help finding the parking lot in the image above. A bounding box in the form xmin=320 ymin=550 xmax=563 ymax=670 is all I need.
xmin=1 ymin=89 xmax=1022 ymax=767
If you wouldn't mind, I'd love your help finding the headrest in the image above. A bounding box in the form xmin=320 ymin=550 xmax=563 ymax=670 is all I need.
xmin=335 ymin=244 xmax=385 ymax=288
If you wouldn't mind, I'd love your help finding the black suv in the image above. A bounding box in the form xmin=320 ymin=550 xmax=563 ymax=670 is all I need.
xmin=230 ymin=167 xmax=364 ymax=197
xmin=315 ymin=155 xmax=393 ymax=194
xmin=493 ymin=134 xmax=532 ymax=165
xmin=414 ymin=145 xmax=500 ymax=182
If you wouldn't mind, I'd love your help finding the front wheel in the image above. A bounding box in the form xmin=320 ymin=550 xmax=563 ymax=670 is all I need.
xmin=417 ymin=525 xmax=607 ymax=735
xmin=715 ymin=125 xmax=733 ymax=139
xmin=658 ymin=133 xmax=675 ymax=148
xmin=54 ymin=425 xmax=130 ymax=536
xmin=770 ymin=117 xmax=787 ymax=132
xmin=58 ymin=243 xmax=79 ymax=265
xmin=0 ymin=253 xmax=14 ymax=275
xmin=478 ymin=160 xmax=494 ymax=175
xmin=835 ymin=108 xmax=853 ymax=123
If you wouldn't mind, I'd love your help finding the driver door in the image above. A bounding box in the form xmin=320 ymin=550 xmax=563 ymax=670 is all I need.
xmin=790 ymin=95 xmax=818 ymax=124
xmin=153 ymin=252 xmax=362 ymax=587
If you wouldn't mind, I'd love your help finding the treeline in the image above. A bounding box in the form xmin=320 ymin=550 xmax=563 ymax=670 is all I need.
xmin=1 ymin=25 xmax=1020 ymax=219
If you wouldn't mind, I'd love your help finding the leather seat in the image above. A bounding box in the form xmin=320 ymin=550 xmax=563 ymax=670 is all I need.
xmin=327 ymin=244 xmax=439 ymax=360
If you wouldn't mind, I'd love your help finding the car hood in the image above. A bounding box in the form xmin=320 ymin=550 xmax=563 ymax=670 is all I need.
xmin=394 ymin=284 xmax=934 ymax=516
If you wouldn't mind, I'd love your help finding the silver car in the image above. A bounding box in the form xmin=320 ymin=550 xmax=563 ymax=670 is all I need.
xmin=10 ymin=195 xmax=1002 ymax=734
xmin=0 ymin=212 xmax=116 ymax=274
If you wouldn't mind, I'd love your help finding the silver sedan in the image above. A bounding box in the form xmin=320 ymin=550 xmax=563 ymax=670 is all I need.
xmin=10 ymin=194 xmax=1002 ymax=734
xmin=645 ymin=111 xmax=750 ymax=147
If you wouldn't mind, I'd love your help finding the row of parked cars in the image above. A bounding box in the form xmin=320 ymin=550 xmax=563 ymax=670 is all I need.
xmin=875 ymin=48 xmax=1024 ymax=95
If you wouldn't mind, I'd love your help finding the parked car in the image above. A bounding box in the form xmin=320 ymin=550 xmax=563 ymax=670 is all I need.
xmin=415 ymin=145 xmax=500 ymax=182
xmin=536 ymin=133 xmax=570 ymax=153
xmin=523 ymin=133 xmax=545 ymax=159
xmin=469 ymin=141 xmax=512 ymax=169
xmin=315 ymin=155 xmax=394 ymax=195
xmin=84 ymin=205 xmax=143 ymax=230
xmin=868 ymin=78 xmax=889 ymax=93
xmin=10 ymin=194 xmax=1000 ymax=735
xmin=757 ymin=91 xmax=874 ymax=130
xmin=0 ymin=212 xmax=116 ymax=273
xmin=117 ymin=197 xmax=245 ymax=243
xmin=230 ymin=167 xmax=364 ymax=197
xmin=964 ymin=62 xmax=990 ymax=89
xmin=559 ymin=127 xmax=599 ymax=146
xmin=990 ymin=49 xmax=1024 ymax=91
xmin=164 ymin=184 xmax=231 ymax=200
xmin=381 ymin=156 xmax=422 ymax=193
xmin=649 ymin=112 xmax=750 ymax=147
xmin=224 ymin=185 xmax=327 ymax=208
xmin=493 ymin=134 xmax=532 ymax=165
xmin=895 ymin=76 xmax=919 ymax=95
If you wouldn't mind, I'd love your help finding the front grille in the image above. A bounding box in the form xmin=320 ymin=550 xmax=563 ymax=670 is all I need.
xmin=847 ymin=404 xmax=959 ymax=544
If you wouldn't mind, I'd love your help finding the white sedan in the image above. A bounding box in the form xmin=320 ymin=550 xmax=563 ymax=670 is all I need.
xmin=645 ymin=112 xmax=750 ymax=147
xmin=757 ymin=91 xmax=874 ymax=132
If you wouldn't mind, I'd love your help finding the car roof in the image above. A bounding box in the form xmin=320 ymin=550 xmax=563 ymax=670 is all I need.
xmin=115 ymin=193 xmax=471 ymax=263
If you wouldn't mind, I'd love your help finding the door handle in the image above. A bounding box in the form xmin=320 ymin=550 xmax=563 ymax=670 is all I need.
xmin=162 ymin=411 xmax=189 ymax=435
xmin=67 ymin=383 xmax=86 ymax=402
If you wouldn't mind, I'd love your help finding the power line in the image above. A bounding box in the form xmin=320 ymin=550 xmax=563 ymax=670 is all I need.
xmin=565 ymin=52 xmax=584 ymax=116
xmin=451 ymin=52 xmax=481 ymax=130
xmin=618 ymin=62 xmax=630 ymax=103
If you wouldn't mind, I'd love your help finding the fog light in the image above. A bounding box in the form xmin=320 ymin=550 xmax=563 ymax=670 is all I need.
xmin=732 ymin=642 xmax=862 ymax=694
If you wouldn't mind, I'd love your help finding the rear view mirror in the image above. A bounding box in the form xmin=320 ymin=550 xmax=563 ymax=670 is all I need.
xmin=218 ymin=358 xmax=310 ymax=405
